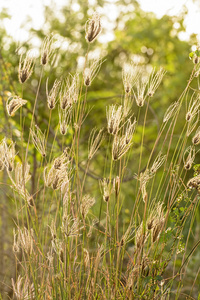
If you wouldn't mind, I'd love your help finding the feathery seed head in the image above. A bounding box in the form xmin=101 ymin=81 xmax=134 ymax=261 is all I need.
xmin=135 ymin=169 xmax=151 ymax=203
xmin=44 ymin=155 xmax=69 ymax=190
xmin=61 ymin=215 xmax=82 ymax=237
xmin=85 ymin=12 xmax=102 ymax=43
xmin=183 ymin=146 xmax=195 ymax=170
xmin=147 ymin=67 xmax=166 ymax=97
xmin=6 ymin=96 xmax=27 ymax=116
xmin=11 ymin=275 xmax=35 ymax=300
xmin=133 ymin=71 xmax=150 ymax=107
xmin=120 ymin=224 xmax=135 ymax=247
xmin=150 ymin=152 xmax=166 ymax=176
xmin=112 ymin=134 xmax=132 ymax=160
xmin=2 ymin=138 xmax=15 ymax=172
xmin=46 ymin=78 xmax=61 ymax=110
xmin=192 ymin=126 xmax=200 ymax=145
xmin=18 ymin=50 xmax=35 ymax=84
xmin=31 ymin=125 xmax=46 ymax=157
xmin=41 ymin=34 xmax=55 ymax=65
xmin=125 ymin=118 xmax=137 ymax=144
xmin=99 ymin=178 xmax=111 ymax=202
xmin=60 ymin=74 xmax=79 ymax=109
xmin=15 ymin=161 xmax=31 ymax=190
xmin=186 ymin=93 xmax=200 ymax=123
xmin=122 ymin=63 xmax=141 ymax=94
xmin=163 ymin=101 xmax=179 ymax=123
xmin=113 ymin=176 xmax=120 ymax=196
xmin=88 ymin=127 xmax=104 ymax=160
xmin=59 ymin=107 xmax=71 ymax=135
xmin=80 ymin=195 xmax=95 ymax=219
xmin=147 ymin=202 xmax=165 ymax=243
xmin=84 ymin=58 xmax=104 ymax=87
xmin=106 ymin=105 xmax=122 ymax=135
xmin=17 ymin=227 xmax=34 ymax=255
xmin=187 ymin=174 xmax=200 ymax=190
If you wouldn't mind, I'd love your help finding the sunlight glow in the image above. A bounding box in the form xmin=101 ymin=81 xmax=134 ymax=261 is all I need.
xmin=0 ymin=0 xmax=200 ymax=44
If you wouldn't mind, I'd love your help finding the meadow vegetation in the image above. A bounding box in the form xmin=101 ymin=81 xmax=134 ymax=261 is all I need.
xmin=0 ymin=2 xmax=200 ymax=299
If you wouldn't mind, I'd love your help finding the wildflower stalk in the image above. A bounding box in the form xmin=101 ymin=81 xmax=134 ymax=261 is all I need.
xmin=71 ymin=45 xmax=90 ymax=205
xmin=136 ymin=97 xmax=150 ymax=199
xmin=25 ymin=67 xmax=44 ymax=166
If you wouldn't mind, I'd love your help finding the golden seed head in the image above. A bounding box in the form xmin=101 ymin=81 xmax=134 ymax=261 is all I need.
xmin=147 ymin=67 xmax=166 ymax=97
xmin=12 ymin=275 xmax=35 ymax=300
xmin=163 ymin=101 xmax=179 ymax=123
xmin=183 ymin=146 xmax=195 ymax=170
xmin=85 ymin=12 xmax=102 ymax=43
xmin=99 ymin=178 xmax=111 ymax=202
xmin=112 ymin=134 xmax=132 ymax=161
xmin=83 ymin=58 xmax=104 ymax=87
xmin=41 ymin=34 xmax=55 ymax=65
xmin=106 ymin=105 xmax=122 ymax=135
xmin=60 ymin=74 xmax=79 ymax=109
xmin=122 ymin=63 xmax=141 ymax=95
xmin=30 ymin=125 xmax=46 ymax=157
xmin=58 ymin=107 xmax=71 ymax=135
xmin=192 ymin=126 xmax=200 ymax=145
xmin=46 ymin=78 xmax=61 ymax=110
xmin=80 ymin=195 xmax=95 ymax=219
xmin=187 ymin=174 xmax=200 ymax=190
xmin=88 ymin=127 xmax=104 ymax=160
xmin=147 ymin=202 xmax=165 ymax=243
xmin=18 ymin=51 xmax=35 ymax=84
xmin=6 ymin=96 xmax=27 ymax=116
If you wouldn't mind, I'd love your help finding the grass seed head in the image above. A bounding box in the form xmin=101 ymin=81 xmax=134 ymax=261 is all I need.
xmin=186 ymin=93 xmax=200 ymax=122
xmin=147 ymin=202 xmax=165 ymax=243
xmin=18 ymin=51 xmax=35 ymax=84
xmin=187 ymin=174 xmax=200 ymax=190
xmin=11 ymin=275 xmax=35 ymax=300
xmin=84 ymin=58 xmax=104 ymax=87
xmin=183 ymin=146 xmax=195 ymax=170
xmin=99 ymin=178 xmax=111 ymax=202
xmin=60 ymin=74 xmax=79 ymax=109
xmin=122 ymin=63 xmax=141 ymax=94
xmin=31 ymin=125 xmax=46 ymax=157
xmin=85 ymin=12 xmax=102 ymax=43
xmin=2 ymin=138 xmax=15 ymax=172
xmin=112 ymin=134 xmax=132 ymax=160
xmin=147 ymin=67 xmax=166 ymax=97
xmin=59 ymin=107 xmax=71 ymax=135
xmin=6 ymin=96 xmax=27 ymax=116
xmin=106 ymin=105 xmax=122 ymax=135
xmin=163 ymin=101 xmax=179 ymax=123
xmin=41 ymin=34 xmax=55 ymax=65
xmin=46 ymin=78 xmax=61 ymax=110
xmin=150 ymin=152 xmax=166 ymax=176
xmin=125 ymin=117 xmax=136 ymax=144
xmin=192 ymin=126 xmax=200 ymax=145
xmin=80 ymin=195 xmax=95 ymax=219
xmin=88 ymin=127 xmax=104 ymax=160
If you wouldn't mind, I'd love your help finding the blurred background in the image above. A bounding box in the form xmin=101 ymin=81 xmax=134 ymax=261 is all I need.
xmin=0 ymin=0 xmax=200 ymax=298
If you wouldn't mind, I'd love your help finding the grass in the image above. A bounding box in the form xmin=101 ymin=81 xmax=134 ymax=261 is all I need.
xmin=0 ymin=12 xmax=200 ymax=300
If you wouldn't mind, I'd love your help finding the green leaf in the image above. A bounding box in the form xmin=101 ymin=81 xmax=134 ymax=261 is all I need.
xmin=195 ymin=50 xmax=200 ymax=56
xmin=189 ymin=52 xmax=194 ymax=59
